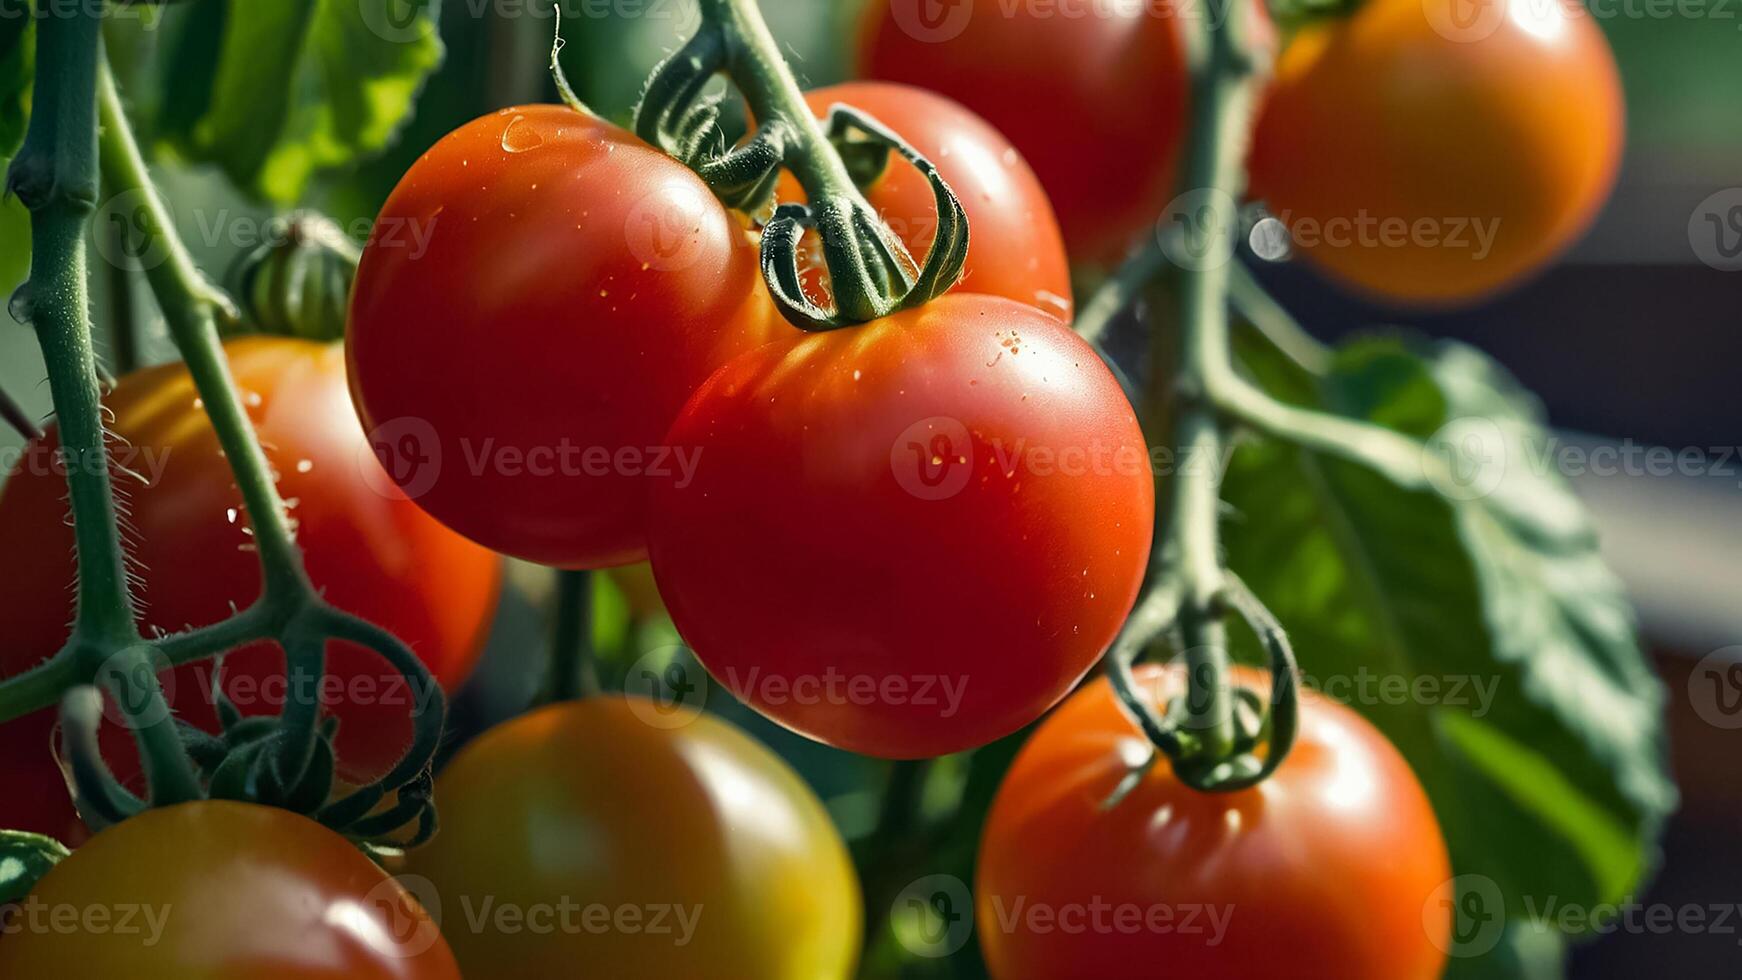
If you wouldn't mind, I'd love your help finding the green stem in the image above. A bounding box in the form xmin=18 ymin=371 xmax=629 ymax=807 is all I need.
xmin=699 ymin=0 xmax=867 ymax=215
xmin=546 ymin=570 xmax=600 ymax=702
xmin=106 ymin=224 xmax=140 ymax=374
xmin=95 ymin=61 xmax=310 ymax=601
xmin=1160 ymin=2 xmax=1265 ymax=759
xmin=9 ymin=15 xmax=134 ymax=651
xmin=6 ymin=10 xmax=198 ymax=803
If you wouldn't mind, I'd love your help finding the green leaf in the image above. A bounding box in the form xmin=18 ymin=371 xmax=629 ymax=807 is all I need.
xmin=1222 ymin=330 xmax=1675 ymax=932
xmin=158 ymin=0 xmax=443 ymax=204
xmin=0 ymin=0 xmax=32 ymax=159
xmin=0 ymin=829 xmax=69 ymax=904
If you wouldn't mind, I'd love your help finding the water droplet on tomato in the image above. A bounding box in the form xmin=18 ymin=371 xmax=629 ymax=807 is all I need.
xmin=501 ymin=115 xmax=545 ymax=154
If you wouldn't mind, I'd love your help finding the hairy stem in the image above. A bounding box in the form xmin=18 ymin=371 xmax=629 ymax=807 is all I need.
xmin=6 ymin=10 xmax=197 ymax=802
xmin=95 ymin=61 xmax=311 ymax=600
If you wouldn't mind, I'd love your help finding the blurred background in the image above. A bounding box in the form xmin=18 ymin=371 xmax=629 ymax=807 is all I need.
xmin=1 ymin=1 xmax=1738 ymax=975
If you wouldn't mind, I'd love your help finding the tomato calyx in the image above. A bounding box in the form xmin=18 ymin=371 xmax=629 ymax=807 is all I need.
xmin=1103 ymin=573 xmax=1302 ymax=802
xmin=633 ymin=0 xmax=969 ymax=330
xmin=227 ymin=211 xmax=359 ymax=343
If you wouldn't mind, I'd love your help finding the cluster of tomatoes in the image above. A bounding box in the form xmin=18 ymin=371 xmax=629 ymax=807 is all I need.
xmin=0 ymin=0 xmax=1623 ymax=975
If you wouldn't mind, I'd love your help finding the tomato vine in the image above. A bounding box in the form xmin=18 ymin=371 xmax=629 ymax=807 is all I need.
xmin=0 ymin=6 xmax=442 ymax=845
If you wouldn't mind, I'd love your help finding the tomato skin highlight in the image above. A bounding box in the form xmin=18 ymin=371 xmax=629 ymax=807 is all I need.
xmin=781 ymin=82 xmax=1073 ymax=320
xmin=648 ymin=294 xmax=1153 ymax=758
xmin=858 ymin=0 xmax=1189 ymax=262
xmin=0 ymin=801 xmax=460 ymax=978
xmin=1249 ymin=0 xmax=1624 ymax=305
xmin=347 ymin=104 xmax=787 ymax=569
xmin=0 ymin=338 xmax=500 ymax=839
xmin=977 ymin=666 xmax=1452 ymax=980
xmin=403 ymin=698 xmax=861 ymax=979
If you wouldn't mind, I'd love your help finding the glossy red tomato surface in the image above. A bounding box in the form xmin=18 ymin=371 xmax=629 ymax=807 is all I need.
xmin=780 ymin=82 xmax=1073 ymax=320
xmin=0 ymin=801 xmax=460 ymax=978
xmin=0 ymin=338 xmax=500 ymax=839
xmin=977 ymin=666 xmax=1452 ymax=979
xmin=1249 ymin=0 xmax=1624 ymax=304
xmin=347 ymin=104 xmax=787 ymax=569
xmin=404 ymin=698 xmax=861 ymax=978
xmin=859 ymin=0 xmax=1189 ymax=261
xmin=648 ymin=294 xmax=1153 ymax=758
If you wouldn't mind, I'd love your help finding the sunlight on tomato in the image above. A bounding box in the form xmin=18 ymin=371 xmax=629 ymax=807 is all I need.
xmin=0 ymin=338 xmax=500 ymax=839
xmin=0 ymin=801 xmax=459 ymax=978
xmin=977 ymin=666 xmax=1451 ymax=979
xmin=1249 ymin=0 xmax=1624 ymax=305
xmin=347 ymin=105 xmax=788 ymax=569
xmin=649 ymin=294 xmax=1153 ymax=758
xmin=404 ymin=698 xmax=860 ymax=979
xmin=859 ymin=0 xmax=1189 ymax=262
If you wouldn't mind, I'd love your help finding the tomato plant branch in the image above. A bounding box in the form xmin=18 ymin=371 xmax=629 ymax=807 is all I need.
xmin=95 ymin=62 xmax=308 ymax=600
xmin=1227 ymin=262 xmax=1331 ymax=374
xmin=0 ymin=383 xmax=41 ymax=441
xmin=1160 ymin=0 xmax=1266 ymax=762
xmin=638 ymin=0 xmax=968 ymax=329
xmin=5 ymin=8 xmax=199 ymax=806
xmin=546 ymin=569 xmax=601 ymax=702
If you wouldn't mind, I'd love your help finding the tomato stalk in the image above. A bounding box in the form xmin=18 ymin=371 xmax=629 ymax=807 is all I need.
xmin=0 ymin=35 xmax=447 ymax=844
xmin=4 ymin=8 xmax=199 ymax=807
xmin=637 ymin=0 xmax=969 ymax=329
xmin=545 ymin=569 xmax=601 ymax=702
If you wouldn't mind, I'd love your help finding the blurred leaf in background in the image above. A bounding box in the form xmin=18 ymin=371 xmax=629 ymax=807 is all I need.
xmin=155 ymin=0 xmax=444 ymax=205
xmin=1223 ymin=330 xmax=1677 ymax=975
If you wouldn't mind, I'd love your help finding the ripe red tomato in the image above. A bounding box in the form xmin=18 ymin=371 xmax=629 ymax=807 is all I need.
xmin=0 ymin=338 xmax=500 ymax=839
xmin=858 ymin=0 xmax=1189 ymax=261
xmin=779 ymin=82 xmax=1073 ymax=320
xmin=977 ymin=666 xmax=1451 ymax=979
xmin=347 ymin=105 xmax=788 ymax=569
xmin=0 ymin=801 xmax=460 ymax=977
xmin=1249 ymin=0 xmax=1624 ymax=304
xmin=403 ymin=698 xmax=861 ymax=978
xmin=648 ymin=294 xmax=1153 ymax=758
